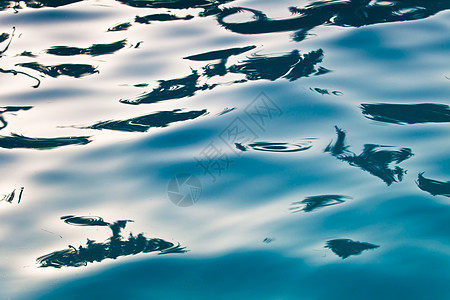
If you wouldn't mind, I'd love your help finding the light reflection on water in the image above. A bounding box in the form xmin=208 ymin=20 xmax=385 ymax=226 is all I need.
xmin=0 ymin=0 xmax=449 ymax=299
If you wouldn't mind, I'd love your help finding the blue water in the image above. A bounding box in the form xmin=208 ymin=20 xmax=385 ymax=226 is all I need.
xmin=1 ymin=0 xmax=449 ymax=299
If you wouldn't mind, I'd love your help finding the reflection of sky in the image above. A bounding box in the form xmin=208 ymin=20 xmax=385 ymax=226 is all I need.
xmin=0 ymin=1 xmax=449 ymax=299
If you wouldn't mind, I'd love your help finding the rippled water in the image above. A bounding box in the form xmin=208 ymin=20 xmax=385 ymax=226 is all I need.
xmin=1 ymin=0 xmax=449 ymax=299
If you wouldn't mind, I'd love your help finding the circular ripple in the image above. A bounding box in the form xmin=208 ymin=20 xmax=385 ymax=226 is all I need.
xmin=60 ymin=215 xmax=109 ymax=226
xmin=248 ymin=141 xmax=313 ymax=152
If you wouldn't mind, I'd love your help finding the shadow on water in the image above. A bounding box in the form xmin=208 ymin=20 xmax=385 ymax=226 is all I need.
xmin=0 ymin=106 xmax=32 ymax=130
xmin=108 ymin=11 xmax=203 ymax=32
xmin=1 ymin=28 xmax=41 ymax=87
xmin=107 ymin=22 xmax=132 ymax=32
xmin=116 ymin=0 xmax=233 ymax=12
xmin=120 ymin=48 xmax=325 ymax=105
xmin=325 ymin=126 xmax=413 ymax=185
xmin=15 ymin=62 xmax=98 ymax=78
xmin=46 ymin=40 xmax=127 ymax=57
xmin=1 ymin=187 xmax=24 ymax=204
xmin=361 ymin=103 xmax=450 ymax=125
xmin=0 ymin=134 xmax=91 ymax=150
xmin=0 ymin=0 xmax=82 ymax=12
xmin=37 ymin=216 xmax=186 ymax=268
xmin=184 ymin=45 xmax=256 ymax=61
xmin=218 ymin=107 xmax=236 ymax=116
xmin=229 ymin=49 xmax=324 ymax=81
xmin=0 ymin=29 xmax=13 ymax=55
xmin=120 ymin=71 xmax=210 ymax=105
xmin=135 ymin=13 xmax=194 ymax=24
xmin=2 ymin=28 xmax=103 ymax=88
xmin=290 ymin=195 xmax=350 ymax=213
xmin=217 ymin=0 xmax=450 ymax=40
xmin=310 ymin=87 xmax=342 ymax=96
xmin=325 ymin=239 xmax=379 ymax=259
xmin=78 ymin=109 xmax=208 ymax=132
xmin=417 ymin=173 xmax=450 ymax=198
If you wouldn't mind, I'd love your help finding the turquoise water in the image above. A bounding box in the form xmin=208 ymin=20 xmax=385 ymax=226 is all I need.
xmin=1 ymin=0 xmax=449 ymax=299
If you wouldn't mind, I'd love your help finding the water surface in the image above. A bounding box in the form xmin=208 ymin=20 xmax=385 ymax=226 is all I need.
xmin=0 ymin=0 xmax=449 ymax=299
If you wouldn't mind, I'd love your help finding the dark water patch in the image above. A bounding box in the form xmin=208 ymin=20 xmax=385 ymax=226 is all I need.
xmin=218 ymin=107 xmax=236 ymax=116
xmin=325 ymin=126 xmax=413 ymax=185
xmin=120 ymin=71 xmax=211 ymax=105
xmin=417 ymin=173 xmax=450 ymax=198
xmin=314 ymin=66 xmax=332 ymax=76
xmin=0 ymin=133 xmax=91 ymax=150
xmin=61 ymin=215 xmax=111 ymax=226
xmin=133 ymin=83 xmax=148 ymax=87
xmin=0 ymin=33 xmax=9 ymax=44
xmin=0 ymin=27 xmax=14 ymax=57
xmin=361 ymin=103 xmax=450 ymax=125
xmin=184 ymin=45 xmax=256 ymax=61
xmin=0 ymin=106 xmax=33 ymax=130
xmin=135 ymin=13 xmax=193 ymax=24
xmin=283 ymin=50 xmax=324 ymax=81
xmin=121 ymin=48 xmax=324 ymax=104
xmin=83 ymin=109 xmax=208 ymax=132
xmin=0 ymin=106 xmax=33 ymax=113
xmin=16 ymin=62 xmax=98 ymax=78
xmin=107 ymin=22 xmax=132 ymax=32
xmin=325 ymin=239 xmax=379 ymax=259
xmin=235 ymin=142 xmax=246 ymax=152
xmin=229 ymin=49 xmax=323 ymax=81
xmin=18 ymin=51 xmax=37 ymax=57
xmin=263 ymin=238 xmax=274 ymax=244
xmin=217 ymin=6 xmax=320 ymax=36
xmin=246 ymin=141 xmax=313 ymax=152
xmin=310 ymin=87 xmax=342 ymax=96
xmin=0 ymin=0 xmax=82 ymax=11
xmin=46 ymin=40 xmax=127 ymax=57
xmin=37 ymin=217 xmax=186 ymax=268
xmin=290 ymin=195 xmax=350 ymax=213
xmin=116 ymin=0 xmax=233 ymax=10
xmin=217 ymin=1 xmax=450 ymax=39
